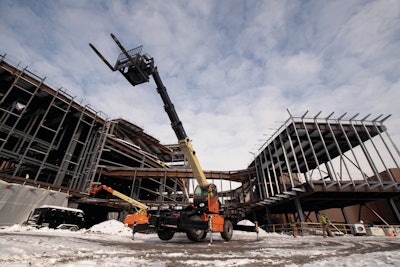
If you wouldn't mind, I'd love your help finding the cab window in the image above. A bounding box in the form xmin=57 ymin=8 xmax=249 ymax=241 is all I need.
xmin=195 ymin=186 xmax=208 ymax=197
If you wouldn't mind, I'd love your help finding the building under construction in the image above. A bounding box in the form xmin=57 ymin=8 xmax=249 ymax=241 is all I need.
xmin=1 ymin=52 xmax=400 ymax=231
xmin=249 ymin=110 xmax=400 ymax=229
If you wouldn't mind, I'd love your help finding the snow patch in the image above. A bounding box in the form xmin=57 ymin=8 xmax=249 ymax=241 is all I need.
xmin=236 ymin=220 xmax=290 ymax=238
xmin=88 ymin=219 xmax=132 ymax=236
xmin=237 ymin=219 xmax=255 ymax=226
xmin=0 ymin=224 xmax=33 ymax=232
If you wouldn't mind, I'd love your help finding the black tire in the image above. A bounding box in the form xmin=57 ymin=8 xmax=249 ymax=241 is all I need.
xmin=221 ymin=219 xmax=233 ymax=241
xmin=186 ymin=215 xmax=205 ymax=242
xmin=157 ymin=228 xmax=175 ymax=240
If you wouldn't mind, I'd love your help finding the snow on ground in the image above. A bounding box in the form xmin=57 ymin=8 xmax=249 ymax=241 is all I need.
xmin=87 ymin=219 xmax=133 ymax=236
xmin=1 ymin=220 xmax=400 ymax=266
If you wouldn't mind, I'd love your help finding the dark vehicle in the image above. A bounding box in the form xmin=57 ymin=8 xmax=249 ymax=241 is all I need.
xmin=26 ymin=205 xmax=85 ymax=231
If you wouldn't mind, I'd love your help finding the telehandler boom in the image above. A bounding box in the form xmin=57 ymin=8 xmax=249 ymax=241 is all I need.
xmin=90 ymin=184 xmax=149 ymax=226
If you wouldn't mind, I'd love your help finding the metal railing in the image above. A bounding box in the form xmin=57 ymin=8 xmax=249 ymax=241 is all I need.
xmin=265 ymin=222 xmax=400 ymax=236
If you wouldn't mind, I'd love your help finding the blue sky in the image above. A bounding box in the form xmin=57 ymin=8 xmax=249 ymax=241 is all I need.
xmin=1 ymin=0 xmax=399 ymax=171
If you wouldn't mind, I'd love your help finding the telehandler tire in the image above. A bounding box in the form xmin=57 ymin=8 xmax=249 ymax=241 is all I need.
xmin=186 ymin=215 xmax=205 ymax=242
xmin=221 ymin=219 xmax=233 ymax=241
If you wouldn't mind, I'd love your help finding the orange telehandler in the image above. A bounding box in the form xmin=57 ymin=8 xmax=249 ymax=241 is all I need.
xmin=89 ymin=34 xmax=257 ymax=241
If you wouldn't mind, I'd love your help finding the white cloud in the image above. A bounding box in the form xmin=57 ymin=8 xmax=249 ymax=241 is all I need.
xmin=0 ymin=0 xmax=399 ymax=171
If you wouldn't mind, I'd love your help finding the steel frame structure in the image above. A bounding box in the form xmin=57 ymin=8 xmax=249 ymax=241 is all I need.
xmin=249 ymin=109 xmax=400 ymax=224
xmin=2 ymin=52 xmax=400 ymax=227
xmin=0 ymin=54 xmax=187 ymax=208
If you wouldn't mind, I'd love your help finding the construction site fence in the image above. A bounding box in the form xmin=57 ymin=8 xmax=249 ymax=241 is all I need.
xmin=0 ymin=180 xmax=69 ymax=226
xmin=265 ymin=222 xmax=400 ymax=237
